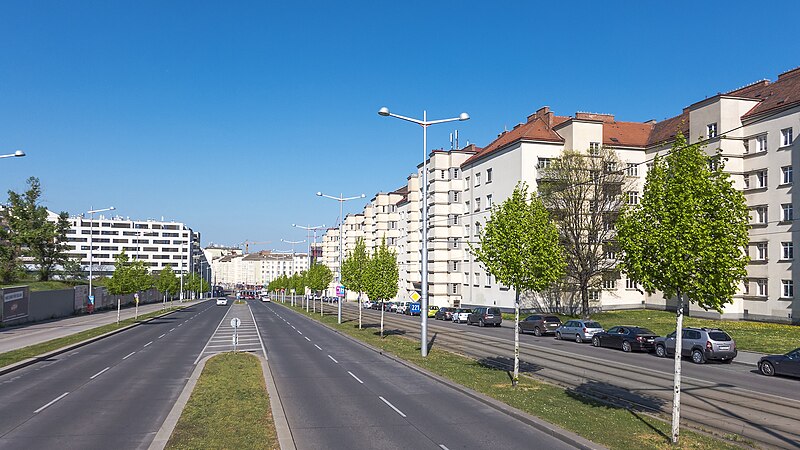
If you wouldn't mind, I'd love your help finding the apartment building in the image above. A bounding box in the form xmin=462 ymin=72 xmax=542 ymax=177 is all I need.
xmin=211 ymin=251 xmax=309 ymax=287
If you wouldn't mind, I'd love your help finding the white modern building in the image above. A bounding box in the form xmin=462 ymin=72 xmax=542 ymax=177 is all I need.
xmin=210 ymin=250 xmax=309 ymax=287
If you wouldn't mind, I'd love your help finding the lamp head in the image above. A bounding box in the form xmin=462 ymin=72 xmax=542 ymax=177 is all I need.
xmin=378 ymin=107 xmax=390 ymax=116
xmin=316 ymin=192 xmax=322 ymax=196
xmin=109 ymin=206 xmax=116 ymax=211
xmin=292 ymin=223 xmax=297 ymax=227
xmin=360 ymin=193 xmax=366 ymax=198
xmin=14 ymin=150 xmax=25 ymax=157
xmin=459 ymin=113 xmax=470 ymax=121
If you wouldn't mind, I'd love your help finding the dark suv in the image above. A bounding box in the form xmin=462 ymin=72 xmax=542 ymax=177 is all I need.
xmin=654 ymin=327 xmax=737 ymax=364
xmin=466 ymin=307 xmax=502 ymax=327
xmin=519 ymin=314 xmax=562 ymax=336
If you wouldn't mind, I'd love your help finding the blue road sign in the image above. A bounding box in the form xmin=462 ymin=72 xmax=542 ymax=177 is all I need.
xmin=409 ymin=302 xmax=421 ymax=315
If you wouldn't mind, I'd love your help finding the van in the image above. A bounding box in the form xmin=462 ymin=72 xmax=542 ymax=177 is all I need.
xmin=467 ymin=307 xmax=503 ymax=327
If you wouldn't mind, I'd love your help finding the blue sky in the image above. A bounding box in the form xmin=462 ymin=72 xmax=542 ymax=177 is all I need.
xmin=2 ymin=1 xmax=798 ymax=252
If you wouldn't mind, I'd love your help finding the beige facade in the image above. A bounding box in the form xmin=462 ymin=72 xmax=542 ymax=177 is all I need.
xmin=211 ymin=251 xmax=308 ymax=287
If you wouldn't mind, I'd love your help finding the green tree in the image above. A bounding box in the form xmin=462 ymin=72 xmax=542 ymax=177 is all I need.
xmin=0 ymin=219 xmax=24 ymax=283
xmin=290 ymin=271 xmax=306 ymax=302
xmin=471 ymin=182 xmax=565 ymax=386
xmin=538 ymin=147 xmax=633 ymax=318
xmin=616 ymin=133 xmax=749 ymax=444
xmin=364 ymin=237 xmax=398 ymax=338
xmin=305 ymin=263 xmax=332 ymax=313
xmin=5 ymin=177 xmax=71 ymax=281
xmin=108 ymin=251 xmax=153 ymax=295
xmin=155 ymin=265 xmax=179 ymax=301
xmin=60 ymin=256 xmax=85 ymax=282
xmin=342 ymin=237 xmax=369 ymax=329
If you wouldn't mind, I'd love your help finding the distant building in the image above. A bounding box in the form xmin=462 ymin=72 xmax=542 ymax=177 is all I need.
xmin=211 ymin=250 xmax=309 ymax=288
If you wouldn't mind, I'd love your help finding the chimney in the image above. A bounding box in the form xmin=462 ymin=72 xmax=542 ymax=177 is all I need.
xmin=528 ymin=106 xmax=554 ymax=127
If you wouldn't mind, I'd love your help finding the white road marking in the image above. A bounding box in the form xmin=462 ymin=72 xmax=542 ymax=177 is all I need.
xmin=439 ymin=445 xmax=450 ymax=450
xmin=297 ymin=330 xmax=302 ymax=335
xmin=34 ymin=392 xmax=69 ymax=413
xmin=158 ymin=333 xmax=166 ymax=339
xmin=304 ymin=336 xmax=311 ymax=341
xmin=90 ymin=367 xmax=110 ymax=379
xmin=122 ymin=352 xmax=136 ymax=360
xmin=348 ymin=371 xmax=364 ymax=384
xmin=177 ymin=323 xmax=183 ymax=327
xmin=291 ymin=325 xmax=296 ymax=329
xmin=328 ymin=355 xmax=339 ymax=363
xmin=379 ymin=396 xmax=406 ymax=418
xmin=314 ymin=344 xmax=322 ymax=351
xmin=170 ymin=328 xmax=175 ymax=332
xmin=143 ymin=341 xmax=153 ymax=347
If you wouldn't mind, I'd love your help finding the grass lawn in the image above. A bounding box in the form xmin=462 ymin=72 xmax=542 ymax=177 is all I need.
xmin=0 ymin=279 xmax=83 ymax=291
xmin=0 ymin=306 xmax=183 ymax=369
xmin=502 ymin=309 xmax=799 ymax=355
xmin=283 ymin=303 xmax=745 ymax=450
xmin=166 ymin=352 xmax=277 ymax=450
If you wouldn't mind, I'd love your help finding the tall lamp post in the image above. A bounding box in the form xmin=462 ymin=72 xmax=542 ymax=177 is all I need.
xmin=316 ymin=192 xmax=366 ymax=324
xmin=0 ymin=150 xmax=25 ymax=159
xmin=378 ymin=106 xmax=469 ymax=357
xmin=292 ymin=224 xmax=326 ymax=268
xmin=85 ymin=206 xmax=116 ymax=313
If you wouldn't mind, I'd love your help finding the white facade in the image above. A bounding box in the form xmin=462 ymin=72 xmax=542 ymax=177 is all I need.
xmin=211 ymin=251 xmax=309 ymax=287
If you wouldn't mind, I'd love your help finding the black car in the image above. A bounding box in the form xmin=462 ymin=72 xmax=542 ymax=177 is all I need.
xmin=592 ymin=326 xmax=658 ymax=352
xmin=758 ymin=348 xmax=800 ymax=378
xmin=519 ymin=314 xmax=562 ymax=336
xmin=435 ymin=307 xmax=456 ymax=321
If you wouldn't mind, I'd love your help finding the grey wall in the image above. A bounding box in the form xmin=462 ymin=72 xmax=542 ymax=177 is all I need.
xmin=28 ymin=289 xmax=75 ymax=322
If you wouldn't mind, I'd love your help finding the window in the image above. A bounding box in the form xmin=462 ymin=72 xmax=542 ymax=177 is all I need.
xmin=464 ymin=177 xmax=470 ymax=190
xmin=742 ymin=280 xmax=749 ymax=295
xmin=390 ymin=221 xmax=397 ymax=229
xmin=485 ymin=272 xmax=492 ymax=287
xmin=588 ymin=290 xmax=600 ymax=301
xmin=743 ymin=174 xmax=750 ymax=189
xmin=626 ymin=163 xmax=638 ymax=177
xmin=782 ymin=203 xmax=793 ymax=222
xmin=451 ymin=238 xmax=459 ymax=248
xmin=463 ymin=273 xmax=469 ymax=285
xmin=451 ymin=261 xmax=458 ymax=271
xmin=475 ymin=172 xmax=481 ymax=187
xmin=757 ymin=279 xmax=768 ymax=296
xmin=781 ymin=128 xmax=794 ymax=147
xmin=707 ymin=123 xmax=718 ymax=138
xmin=475 ymin=222 xmax=482 ymax=237
xmin=452 ymin=191 xmax=459 ymax=202
xmin=465 ymin=223 xmax=470 ymax=236
xmin=486 ymin=168 xmax=493 ymax=183
xmin=756 ymin=170 xmax=768 ymax=188
xmin=627 ymin=191 xmax=639 ymax=205
xmin=589 ymin=142 xmax=601 ymax=155
xmin=782 ymin=166 xmax=793 ymax=185
xmin=452 ymin=168 xmax=460 ymax=179
xmin=782 ymin=242 xmax=794 ymax=260
xmin=486 ymin=195 xmax=493 ymax=209
xmin=451 ymin=283 xmax=459 ymax=294
xmin=537 ymin=158 xmax=552 ymax=169
xmin=602 ymin=279 xmax=617 ymax=289
xmin=449 ymin=214 xmax=460 ymax=225
xmin=625 ymin=278 xmax=639 ymax=290
xmin=757 ymin=135 xmax=768 ymax=153
xmin=465 ymin=201 xmax=470 ymax=213
xmin=441 ymin=170 xmax=446 ymax=180
xmin=743 ymin=139 xmax=749 ymax=154
xmin=754 ymin=206 xmax=768 ymax=224
xmin=783 ymin=280 xmax=794 ymax=298
xmin=756 ymin=242 xmax=768 ymax=260
xmin=474 ymin=272 xmax=480 ymax=286
xmin=605 ymin=162 xmax=616 ymax=172
xmin=475 ymin=198 xmax=481 ymax=211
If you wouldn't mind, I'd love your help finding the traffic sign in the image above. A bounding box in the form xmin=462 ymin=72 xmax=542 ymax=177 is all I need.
xmin=409 ymin=302 xmax=421 ymax=314
xmin=336 ymin=285 xmax=345 ymax=297
xmin=230 ymin=317 xmax=241 ymax=328
xmin=232 ymin=335 xmax=239 ymax=345
xmin=410 ymin=292 xmax=421 ymax=302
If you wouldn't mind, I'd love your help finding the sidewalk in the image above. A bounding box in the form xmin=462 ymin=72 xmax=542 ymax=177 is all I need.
xmin=0 ymin=299 xmax=207 ymax=354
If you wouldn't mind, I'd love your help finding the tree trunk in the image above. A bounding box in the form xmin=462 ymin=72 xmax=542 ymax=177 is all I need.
xmin=358 ymin=292 xmax=362 ymax=330
xmin=581 ymin=283 xmax=589 ymax=319
xmin=671 ymin=291 xmax=684 ymax=444
xmin=380 ymin=300 xmax=385 ymax=338
xmin=513 ymin=288 xmax=520 ymax=387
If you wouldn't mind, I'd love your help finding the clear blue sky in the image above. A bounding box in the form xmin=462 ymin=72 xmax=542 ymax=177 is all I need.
xmin=2 ymin=1 xmax=798 ymax=252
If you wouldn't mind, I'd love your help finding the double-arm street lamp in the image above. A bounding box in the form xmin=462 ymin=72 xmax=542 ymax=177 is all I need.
xmin=85 ymin=206 xmax=115 ymax=313
xmin=292 ymin=224 xmax=326 ymax=268
xmin=378 ymin=106 xmax=469 ymax=357
xmin=316 ymin=191 xmax=366 ymax=324
xmin=0 ymin=150 xmax=25 ymax=159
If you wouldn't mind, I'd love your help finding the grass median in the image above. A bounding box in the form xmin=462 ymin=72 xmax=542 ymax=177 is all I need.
xmin=282 ymin=302 xmax=745 ymax=450
xmin=0 ymin=306 xmax=185 ymax=369
xmin=166 ymin=352 xmax=277 ymax=450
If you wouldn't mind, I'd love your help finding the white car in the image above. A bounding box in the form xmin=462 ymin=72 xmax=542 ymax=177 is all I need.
xmin=452 ymin=308 xmax=470 ymax=323
xmin=261 ymin=295 xmax=271 ymax=302
xmin=216 ymin=298 xmax=228 ymax=306
xmin=362 ymin=300 xmax=373 ymax=309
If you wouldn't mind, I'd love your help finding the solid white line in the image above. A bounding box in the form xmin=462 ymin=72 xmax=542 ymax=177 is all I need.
xmin=194 ymin=305 xmax=236 ymax=365
xmin=314 ymin=344 xmax=322 ymax=351
xmin=34 ymin=392 xmax=69 ymax=414
xmin=122 ymin=352 xmax=136 ymax=360
xmin=348 ymin=371 xmax=364 ymax=384
xmin=158 ymin=333 xmax=166 ymax=339
xmin=328 ymin=355 xmax=339 ymax=364
xmin=143 ymin=341 xmax=153 ymax=347
xmin=90 ymin=367 xmax=110 ymax=379
xmin=247 ymin=304 xmax=268 ymax=356
xmin=379 ymin=396 xmax=406 ymax=418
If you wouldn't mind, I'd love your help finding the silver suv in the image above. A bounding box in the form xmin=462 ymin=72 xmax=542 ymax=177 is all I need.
xmin=654 ymin=327 xmax=737 ymax=364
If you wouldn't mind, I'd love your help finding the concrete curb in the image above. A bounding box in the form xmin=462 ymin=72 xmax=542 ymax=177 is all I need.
xmin=0 ymin=302 xmax=204 ymax=377
xmin=276 ymin=302 xmax=606 ymax=450
xmin=260 ymin=355 xmax=296 ymax=450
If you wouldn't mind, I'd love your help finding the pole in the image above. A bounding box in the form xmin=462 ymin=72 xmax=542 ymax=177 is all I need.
xmin=421 ymin=110 xmax=429 ymax=357
xmin=117 ymin=298 xmax=121 ymax=325
xmin=88 ymin=209 xmax=94 ymax=313
xmin=672 ymin=292 xmax=684 ymax=443
xmin=338 ymin=194 xmax=344 ymax=324
xmin=180 ymin=271 xmax=184 ymax=302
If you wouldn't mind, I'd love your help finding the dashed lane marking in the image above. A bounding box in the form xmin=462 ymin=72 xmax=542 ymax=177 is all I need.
xmin=328 ymin=355 xmax=338 ymax=364
xmin=348 ymin=371 xmax=364 ymax=384
xmin=379 ymin=396 xmax=407 ymax=418
xmin=122 ymin=352 xmax=136 ymax=360
xmin=89 ymin=367 xmax=110 ymax=380
xmin=34 ymin=392 xmax=69 ymax=414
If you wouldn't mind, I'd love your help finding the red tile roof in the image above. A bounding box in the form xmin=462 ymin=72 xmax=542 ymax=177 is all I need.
xmin=739 ymin=67 xmax=800 ymax=119
xmin=647 ymin=111 xmax=689 ymax=147
xmin=603 ymin=121 xmax=654 ymax=148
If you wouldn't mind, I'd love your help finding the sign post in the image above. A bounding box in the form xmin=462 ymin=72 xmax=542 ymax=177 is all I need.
xmin=134 ymin=293 xmax=140 ymax=320
xmin=231 ymin=318 xmax=241 ymax=352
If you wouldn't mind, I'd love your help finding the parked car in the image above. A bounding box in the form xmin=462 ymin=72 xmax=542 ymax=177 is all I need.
xmin=519 ymin=315 xmax=562 ymax=336
xmin=371 ymin=301 xmax=383 ymax=310
xmin=435 ymin=307 xmax=456 ymax=321
xmin=386 ymin=302 xmax=398 ymax=312
xmin=362 ymin=300 xmax=373 ymax=309
xmin=427 ymin=305 xmax=439 ymax=318
xmin=466 ymin=307 xmax=503 ymax=327
xmin=260 ymin=295 xmax=271 ymax=302
xmin=407 ymin=302 xmax=422 ymax=316
xmin=395 ymin=301 xmax=410 ymax=314
xmin=555 ymin=320 xmax=604 ymax=343
xmin=216 ymin=297 xmax=228 ymax=306
xmin=654 ymin=327 xmax=737 ymax=364
xmin=758 ymin=348 xmax=800 ymax=377
xmin=591 ymin=326 xmax=658 ymax=352
xmin=452 ymin=308 xmax=471 ymax=324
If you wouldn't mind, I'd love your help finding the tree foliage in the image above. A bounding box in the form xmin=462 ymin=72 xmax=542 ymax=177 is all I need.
xmin=305 ymin=263 xmax=332 ymax=294
xmin=539 ymin=147 xmax=632 ymax=317
xmin=107 ymin=251 xmax=154 ymax=295
xmin=4 ymin=177 xmax=71 ymax=281
xmin=364 ymin=237 xmax=398 ymax=302
xmin=155 ymin=265 xmax=179 ymax=297
xmin=0 ymin=215 xmax=23 ymax=283
xmin=341 ymin=237 xmax=369 ymax=297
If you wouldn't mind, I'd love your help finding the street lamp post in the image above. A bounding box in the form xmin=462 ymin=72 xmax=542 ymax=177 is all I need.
xmin=316 ymin=192 xmax=366 ymax=324
xmin=0 ymin=150 xmax=25 ymax=159
xmin=85 ymin=206 xmax=116 ymax=313
xmin=378 ymin=106 xmax=469 ymax=357
xmin=281 ymin=239 xmax=305 ymax=304
xmin=293 ymin=223 xmax=325 ymax=310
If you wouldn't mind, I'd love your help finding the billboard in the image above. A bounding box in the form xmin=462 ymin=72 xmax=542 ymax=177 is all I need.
xmin=2 ymin=286 xmax=29 ymax=322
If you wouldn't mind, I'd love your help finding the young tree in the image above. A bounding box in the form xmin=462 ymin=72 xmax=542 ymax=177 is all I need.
xmin=471 ymin=182 xmax=565 ymax=386
xmin=538 ymin=147 xmax=633 ymax=318
xmin=0 ymin=220 xmax=23 ymax=283
xmin=60 ymin=256 xmax=85 ymax=282
xmin=305 ymin=263 xmax=333 ymax=313
xmin=616 ymin=133 xmax=749 ymax=444
xmin=364 ymin=237 xmax=398 ymax=338
xmin=342 ymin=237 xmax=369 ymax=329
xmin=5 ymin=177 xmax=71 ymax=281
xmin=155 ymin=265 xmax=178 ymax=302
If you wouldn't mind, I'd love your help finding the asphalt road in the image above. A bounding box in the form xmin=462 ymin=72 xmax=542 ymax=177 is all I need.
xmin=252 ymin=300 xmax=585 ymax=450
xmin=0 ymin=300 xmax=228 ymax=450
